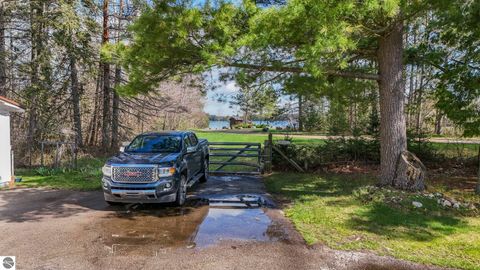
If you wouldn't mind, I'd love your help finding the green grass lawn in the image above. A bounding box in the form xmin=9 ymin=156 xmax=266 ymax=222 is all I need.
xmin=198 ymin=130 xmax=479 ymax=158
xmin=428 ymin=142 xmax=479 ymax=159
xmin=195 ymin=131 xmax=326 ymax=145
xmin=16 ymin=158 xmax=105 ymax=191
xmin=265 ymin=173 xmax=480 ymax=270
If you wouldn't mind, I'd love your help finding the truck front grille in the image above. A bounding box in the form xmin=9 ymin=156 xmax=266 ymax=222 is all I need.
xmin=112 ymin=166 xmax=157 ymax=183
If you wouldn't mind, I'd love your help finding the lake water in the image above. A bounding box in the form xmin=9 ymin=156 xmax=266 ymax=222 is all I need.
xmin=208 ymin=120 xmax=290 ymax=129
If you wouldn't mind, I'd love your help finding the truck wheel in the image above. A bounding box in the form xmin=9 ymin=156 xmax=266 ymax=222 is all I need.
xmin=175 ymin=174 xmax=187 ymax=206
xmin=199 ymin=159 xmax=208 ymax=183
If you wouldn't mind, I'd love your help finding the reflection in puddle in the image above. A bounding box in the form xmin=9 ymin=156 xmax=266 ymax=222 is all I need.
xmin=195 ymin=208 xmax=277 ymax=247
xmin=99 ymin=204 xmax=287 ymax=256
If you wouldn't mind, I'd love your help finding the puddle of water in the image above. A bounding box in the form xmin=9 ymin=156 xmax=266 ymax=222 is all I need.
xmin=194 ymin=208 xmax=277 ymax=247
xmin=99 ymin=202 xmax=287 ymax=256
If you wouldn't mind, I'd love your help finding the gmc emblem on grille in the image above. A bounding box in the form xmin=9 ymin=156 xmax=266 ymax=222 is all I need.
xmin=123 ymin=171 xmax=143 ymax=177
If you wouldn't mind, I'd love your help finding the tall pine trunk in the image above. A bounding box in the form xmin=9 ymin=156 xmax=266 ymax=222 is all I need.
xmin=377 ymin=19 xmax=409 ymax=187
xmin=111 ymin=0 xmax=123 ymax=150
xmin=69 ymin=49 xmax=83 ymax=148
xmin=27 ymin=0 xmax=43 ymax=166
xmin=87 ymin=62 xmax=102 ymax=146
xmin=111 ymin=67 xmax=120 ymax=149
xmin=101 ymin=0 xmax=111 ymax=149
xmin=0 ymin=4 xmax=7 ymax=96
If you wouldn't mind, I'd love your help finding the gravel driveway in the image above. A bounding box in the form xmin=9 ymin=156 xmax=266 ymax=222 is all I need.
xmin=0 ymin=176 xmax=451 ymax=270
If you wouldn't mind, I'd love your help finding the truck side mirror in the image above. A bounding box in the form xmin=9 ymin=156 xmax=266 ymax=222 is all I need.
xmin=120 ymin=142 xmax=129 ymax=153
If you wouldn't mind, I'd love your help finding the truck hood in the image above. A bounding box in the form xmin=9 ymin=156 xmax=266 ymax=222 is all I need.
xmin=107 ymin=152 xmax=181 ymax=165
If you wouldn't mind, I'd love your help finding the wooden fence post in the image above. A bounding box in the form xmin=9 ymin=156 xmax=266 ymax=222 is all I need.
xmin=264 ymin=133 xmax=273 ymax=173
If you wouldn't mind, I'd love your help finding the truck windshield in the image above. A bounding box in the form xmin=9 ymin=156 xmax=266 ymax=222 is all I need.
xmin=126 ymin=135 xmax=182 ymax=153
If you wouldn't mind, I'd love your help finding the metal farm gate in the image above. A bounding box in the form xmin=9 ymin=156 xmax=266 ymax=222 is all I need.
xmin=207 ymin=142 xmax=262 ymax=175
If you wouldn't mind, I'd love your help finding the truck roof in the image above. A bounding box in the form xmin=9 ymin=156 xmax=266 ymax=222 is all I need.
xmin=139 ymin=131 xmax=192 ymax=136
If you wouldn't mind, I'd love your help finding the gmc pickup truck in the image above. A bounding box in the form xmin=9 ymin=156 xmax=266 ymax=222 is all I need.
xmin=101 ymin=131 xmax=209 ymax=206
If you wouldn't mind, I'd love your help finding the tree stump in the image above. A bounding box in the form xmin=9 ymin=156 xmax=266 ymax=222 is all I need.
xmin=393 ymin=151 xmax=426 ymax=191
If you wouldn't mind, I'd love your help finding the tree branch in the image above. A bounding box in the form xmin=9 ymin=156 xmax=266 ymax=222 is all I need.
xmin=225 ymin=62 xmax=380 ymax=81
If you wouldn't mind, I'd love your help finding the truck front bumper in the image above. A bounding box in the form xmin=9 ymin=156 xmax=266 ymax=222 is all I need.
xmin=102 ymin=176 xmax=179 ymax=204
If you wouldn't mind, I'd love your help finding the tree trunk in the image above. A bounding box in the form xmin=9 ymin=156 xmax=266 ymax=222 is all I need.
xmin=0 ymin=4 xmax=7 ymax=96
xmin=101 ymin=0 xmax=111 ymax=149
xmin=377 ymin=19 xmax=416 ymax=189
xmin=87 ymin=65 xmax=102 ymax=146
xmin=27 ymin=0 xmax=44 ymax=166
xmin=69 ymin=50 xmax=83 ymax=148
xmin=298 ymin=94 xmax=303 ymax=131
xmin=434 ymin=110 xmax=443 ymax=135
xmin=414 ymin=65 xmax=425 ymax=137
xmin=111 ymin=66 xmax=120 ymax=149
xmin=111 ymin=0 xmax=123 ymax=149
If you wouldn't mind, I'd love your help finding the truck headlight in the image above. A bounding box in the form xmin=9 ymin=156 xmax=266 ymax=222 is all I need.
xmin=158 ymin=167 xmax=175 ymax=177
xmin=102 ymin=165 xmax=112 ymax=177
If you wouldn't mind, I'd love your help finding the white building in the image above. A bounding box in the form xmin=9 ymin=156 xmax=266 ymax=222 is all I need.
xmin=0 ymin=96 xmax=24 ymax=187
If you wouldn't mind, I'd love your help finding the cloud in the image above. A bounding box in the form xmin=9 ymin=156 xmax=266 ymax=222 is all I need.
xmin=224 ymin=81 xmax=239 ymax=93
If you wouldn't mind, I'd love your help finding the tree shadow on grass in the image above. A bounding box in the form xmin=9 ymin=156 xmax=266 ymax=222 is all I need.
xmin=347 ymin=202 xmax=466 ymax=241
xmin=266 ymin=173 xmax=469 ymax=243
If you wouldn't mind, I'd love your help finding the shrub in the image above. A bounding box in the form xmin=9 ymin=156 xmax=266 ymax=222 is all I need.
xmin=233 ymin=123 xmax=254 ymax=129
xmin=254 ymin=123 xmax=269 ymax=129
xmin=272 ymin=137 xmax=380 ymax=171
xmin=272 ymin=136 xmax=443 ymax=172
xmin=34 ymin=167 xmax=72 ymax=176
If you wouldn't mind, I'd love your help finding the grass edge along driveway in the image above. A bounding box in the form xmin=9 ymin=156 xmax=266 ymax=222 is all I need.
xmin=264 ymin=172 xmax=480 ymax=270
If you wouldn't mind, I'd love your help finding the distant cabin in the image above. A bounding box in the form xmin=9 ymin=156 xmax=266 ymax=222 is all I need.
xmin=229 ymin=117 xmax=243 ymax=128
xmin=0 ymin=96 xmax=24 ymax=187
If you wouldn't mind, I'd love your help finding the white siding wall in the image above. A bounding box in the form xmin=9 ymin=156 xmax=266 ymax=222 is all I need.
xmin=0 ymin=113 xmax=12 ymax=186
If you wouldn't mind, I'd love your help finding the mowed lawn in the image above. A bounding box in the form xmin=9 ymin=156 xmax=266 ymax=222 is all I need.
xmin=265 ymin=173 xmax=480 ymax=270
xmin=195 ymin=131 xmax=326 ymax=145
xmin=16 ymin=158 xmax=105 ymax=191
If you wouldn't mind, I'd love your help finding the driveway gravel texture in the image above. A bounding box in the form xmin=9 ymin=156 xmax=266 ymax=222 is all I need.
xmin=0 ymin=176 xmax=453 ymax=270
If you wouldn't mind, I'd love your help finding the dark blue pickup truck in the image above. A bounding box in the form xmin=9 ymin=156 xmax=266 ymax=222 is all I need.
xmin=101 ymin=131 xmax=209 ymax=206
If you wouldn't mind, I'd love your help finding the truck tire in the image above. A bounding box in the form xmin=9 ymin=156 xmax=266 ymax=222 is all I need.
xmin=199 ymin=158 xmax=208 ymax=183
xmin=175 ymin=174 xmax=187 ymax=206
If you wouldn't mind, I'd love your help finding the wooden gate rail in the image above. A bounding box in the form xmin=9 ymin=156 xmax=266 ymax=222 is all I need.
xmin=208 ymin=142 xmax=262 ymax=175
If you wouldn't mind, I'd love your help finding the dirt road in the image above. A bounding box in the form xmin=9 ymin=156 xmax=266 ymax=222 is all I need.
xmin=0 ymin=176 xmax=451 ymax=270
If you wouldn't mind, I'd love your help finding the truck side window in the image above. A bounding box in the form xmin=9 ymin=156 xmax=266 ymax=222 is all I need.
xmin=189 ymin=133 xmax=198 ymax=146
xmin=184 ymin=136 xmax=192 ymax=148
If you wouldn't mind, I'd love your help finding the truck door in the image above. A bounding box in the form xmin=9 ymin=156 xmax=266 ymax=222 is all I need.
xmin=183 ymin=135 xmax=199 ymax=179
xmin=188 ymin=133 xmax=202 ymax=175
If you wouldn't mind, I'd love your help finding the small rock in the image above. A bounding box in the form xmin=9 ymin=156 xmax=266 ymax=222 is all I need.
xmin=441 ymin=199 xmax=452 ymax=207
xmin=426 ymin=193 xmax=435 ymax=199
xmin=453 ymin=202 xmax=461 ymax=209
xmin=412 ymin=201 xmax=423 ymax=208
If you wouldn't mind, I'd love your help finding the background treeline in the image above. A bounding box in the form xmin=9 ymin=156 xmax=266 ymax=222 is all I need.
xmin=0 ymin=0 xmax=208 ymax=166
